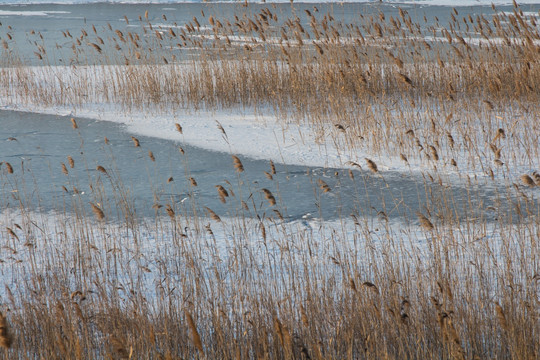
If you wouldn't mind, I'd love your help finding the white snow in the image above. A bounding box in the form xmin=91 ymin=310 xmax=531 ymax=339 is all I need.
xmin=0 ymin=10 xmax=69 ymax=16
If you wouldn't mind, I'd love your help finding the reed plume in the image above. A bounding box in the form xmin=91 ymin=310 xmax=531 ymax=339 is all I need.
xmin=131 ymin=136 xmax=140 ymax=147
xmin=205 ymin=207 xmax=221 ymax=222
xmin=216 ymin=185 xmax=229 ymax=203
xmin=3 ymin=162 xmax=14 ymax=174
xmin=416 ymin=212 xmax=434 ymax=231
xmin=318 ymin=179 xmax=331 ymax=193
xmin=165 ymin=204 xmax=175 ymax=219
xmin=365 ymin=158 xmax=378 ymax=173
xmin=175 ymin=123 xmax=183 ymax=134
xmin=261 ymin=188 xmax=276 ymax=206
xmin=232 ymin=155 xmax=244 ymax=173
xmin=67 ymin=156 xmax=75 ymax=168
xmin=269 ymin=160 xmax=276 ymax=175
xmin=90 ymin=203 xmax=105 ymax=221
xmin=6 ymin=227 xmax=18 ymax=241
xmin=520 ymin=174 xmax=535 ymax=186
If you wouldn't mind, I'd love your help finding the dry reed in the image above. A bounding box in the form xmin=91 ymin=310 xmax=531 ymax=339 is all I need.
xmin=0 ymin=312 xmax=12 ymax=349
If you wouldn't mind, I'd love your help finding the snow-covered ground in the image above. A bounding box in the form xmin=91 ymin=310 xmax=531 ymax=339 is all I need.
xmin=2 ymin=64 xmax=538 ymax=183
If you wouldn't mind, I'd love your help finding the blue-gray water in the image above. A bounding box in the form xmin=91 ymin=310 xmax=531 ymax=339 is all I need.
xmin=1 ymin=110 xmax=510 ymax=224
xmin=1 ymin=1 xmax=538 ymax=66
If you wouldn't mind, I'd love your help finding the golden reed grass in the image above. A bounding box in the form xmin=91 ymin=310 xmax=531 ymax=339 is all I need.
xmin=0 ymin=312 xmax=12 ymax=349
xmin=0 ymin=3 xmax=538 ymax=359
xmin=185 ymin=310 xmax=204 ymax=355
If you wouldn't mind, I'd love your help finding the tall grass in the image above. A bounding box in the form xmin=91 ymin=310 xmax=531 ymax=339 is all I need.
xmin=0 ymin=2 xmax=539 ymax=359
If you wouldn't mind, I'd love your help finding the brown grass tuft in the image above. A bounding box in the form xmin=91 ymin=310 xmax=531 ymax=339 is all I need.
xmin=0 ymin=312 xmax=12 ymax=349
xmin=70 ymin=117 xmax=78 ymax=129
xmin=110 ymin=335 xmax=131 ymax=359
xmin=185 ymin=310 xmax=204 ymax=354
xmin=273 ymin=317 xmax=293 ymax=357
xmin=494 ymin=303 xmax=509 ymax=331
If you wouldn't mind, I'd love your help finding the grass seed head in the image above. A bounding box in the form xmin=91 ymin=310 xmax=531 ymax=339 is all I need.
xmin=520 ymin=174 xmax=535 ymax=186
xmin=262 ymin=188 xmax=277 ymax=206
xmin=205 ymin=207 xmax=221 ymax=222
xmin=90 ymin=203 xmax=105 ymax=221
xmin=67 ymin=156 xmax=75 ymax=168
xmin=131 ymin=136 xmax=140 ymax=147
xmin=232 ymin=155 xmax=244 ymax=173
xmin=365 ymin=158 xmax=378 ymax=173
xmin=175 ymin=123 xmax=183 ymax=134
xmin=416 ymin=212 xmax=434 ymax=231
xmin=216 ymin=185 xmax=229 ymax=203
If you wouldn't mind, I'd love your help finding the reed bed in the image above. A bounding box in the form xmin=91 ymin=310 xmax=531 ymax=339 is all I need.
xmin=0 ymin=2 xmax=539 ymax=359
xmin=0 ymin=161 xmax=538 ymax=359
xmin=0 ymin=2 xmax=539 ymax=175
